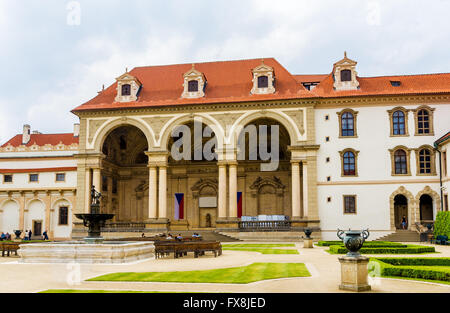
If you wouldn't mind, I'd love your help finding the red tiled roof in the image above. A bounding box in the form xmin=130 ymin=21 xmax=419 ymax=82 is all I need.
xmin=72 ymin=58 xmax=313 ymax=112
xmin=435 ymin=132 xmax=450 ymax=147
xmin=71 ymin=57 xmax=450 ymax=113
xmin=293 ymin=74 xmax=328 ymax=83
xmin=1 ymin=133 xmax=79 ymax=148
xmin=0 ymin=167 xmax=77 ymax=174
xmin=311 ymin=73 xmax=450 ymax=98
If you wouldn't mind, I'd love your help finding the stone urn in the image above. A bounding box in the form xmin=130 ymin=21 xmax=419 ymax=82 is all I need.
xmin=304 ymin=228 xmax=312 ymax=239
xmin=13 ymin=230 xmax=22 ymax=240
xmin=337 ymin=229 xmax=370 ymax=257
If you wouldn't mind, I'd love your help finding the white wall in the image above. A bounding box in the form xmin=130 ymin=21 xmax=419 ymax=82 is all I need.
xmin=315 ymin=103 xmax=450 ymax=238
xmin=25 ymin=199 xmax=45 ymax=234
xmin=51 ymin=199 xmax=73 ymax=239
xmin=1 ymin=200 xmax=19 ymax=234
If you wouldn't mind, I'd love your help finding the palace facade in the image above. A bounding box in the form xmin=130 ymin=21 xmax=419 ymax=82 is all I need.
xmin=1 ymin=54 xmax=449 ymax=240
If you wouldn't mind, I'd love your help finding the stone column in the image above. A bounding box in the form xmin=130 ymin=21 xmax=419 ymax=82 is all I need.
xmin=158 ymin=165 xmax=167 ymax=219
xmin=92 ymin=168 xmax=101 ymax=193
xmin=18 ymin=193 xmax=25 ymax=231
xmin=302 ymin=161 xmax=308 ymax=218
xmin=44 ymin=191 xmax=52 ymax=237
xmin=148 ymin=166 xmax=158 ymax=219
xmin=84 ymin=169 xmax=91 ymax=213
xmin=228 ymin=162 xmax=238 ymax=218
xmin=291 ymin=161 xmax=301 ymax=218
xmin=218 ymin=162 xmax=227 ymax=218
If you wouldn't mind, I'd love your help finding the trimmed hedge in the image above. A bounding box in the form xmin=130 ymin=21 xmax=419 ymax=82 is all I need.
xmin=371 ymin=258 xmax=450 ymax=282
xmin=317 ymin=241 xmax=403 ymax=247
xmin=434 ymin=211 xmax=450 ymax=237
xmin=329 ymin=244 xmax=435 ymax=254
xmin=376 ymin=257 xmax=450 ymax=266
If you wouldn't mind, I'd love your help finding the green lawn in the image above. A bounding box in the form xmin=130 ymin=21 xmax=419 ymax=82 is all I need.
xmin=222 ymin=243 xmax=299 ymax=254
xmin=88 ymin=263 xmax=310 ymax=284
xmin=40 ymin=290 xmax=169 ymax=293
xmin=222 ymin=247 xmax=299 ymax=254
xmin=223 ymin=244 xmax=296 ymax=248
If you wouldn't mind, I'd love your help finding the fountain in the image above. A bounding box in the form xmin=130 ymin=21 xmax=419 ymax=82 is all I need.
xmin=18 ymin=187 xmax=154 ymax=264
xmin=336 ymin=229 xmax=371 ymax=292
xmin=75 ymin=186 xmax=114 ymax=243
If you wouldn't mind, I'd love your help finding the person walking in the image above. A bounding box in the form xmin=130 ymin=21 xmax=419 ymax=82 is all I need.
xmin=24 ymin=230 xmax=28 ymax=241
xmin=401 ymin=215 xmax=408 ymax=230
xmin=28 ymin=229 xmax=33 ymax=241
xmin=42 ymin=230 xmax=49 ymax=241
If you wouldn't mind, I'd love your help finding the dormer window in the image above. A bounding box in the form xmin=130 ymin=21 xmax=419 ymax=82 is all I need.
xmin=333 ymin=52 xmax=360 ymax=91
xmin=188 ymin=80 xmax=199 ymax=92
xmin=121 ymin=84 xmax=131 ymax=96
xmin=181 ymin=64 xmax=206 ymax=99
xmin=340 ymin=70 xmax=352 ymax=82
xmin=258 ymin=76 xmax=269 ymax=88
xmin=251 ymin=60 xmax=275 ymax=95
xmin=114 ymin=71 xmax=142 ymax=103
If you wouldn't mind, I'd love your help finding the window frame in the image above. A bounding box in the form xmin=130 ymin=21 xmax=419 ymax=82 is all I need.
xmin=413 ymin=105 xmax=435 ymax=136
xmin=58 ymin=206 xmax=69 ymax=226
xmin=3 ymin=174 xmax=13 ymax=183
xmin=339 ymin=148 xmax=359 ymax=177
xmin=257 ymin=75 xmax=269 ymax=88
xmin=121 ymin=84 xmax=131 ymax=96
xmin=55 ymin=173 xmax=66 ymax=182
xmin=343 ymin=195 xmax=357 ymax=214
xmin=337 ymin=109 xmax=358 ymax=138
xmin=389 ymin=146 xmax=412 ymax=176
xmin=188 ymin=80 xmax=199 ymax=92
xmin=340 ymin=69 xmax=352 ymax=82
xmin=414 ymin=145 xmax=437 ymax=176
xmin=29 ymin=173 xmax=39 ymax=183
xmin=388 ymin=107 xmax=410 ymax=137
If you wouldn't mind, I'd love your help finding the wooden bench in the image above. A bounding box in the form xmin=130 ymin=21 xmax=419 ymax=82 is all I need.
xmin=154 ymin=241 xmax=222 ymax=259
xmin=1 ymin=243 xmax=20 ymax=257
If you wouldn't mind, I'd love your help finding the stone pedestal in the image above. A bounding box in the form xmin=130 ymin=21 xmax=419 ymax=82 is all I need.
xmin=215 ymin=218 xmax=240 ymax=232
xmin=303 ymin=238 xmax=314 ymax=248
xmin=145 ymin=218 xmax=170 ymax=232
xmin=338 ymin=255 xmax=371 ymax=292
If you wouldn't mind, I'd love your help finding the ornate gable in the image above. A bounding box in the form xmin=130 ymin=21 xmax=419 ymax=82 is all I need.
xmin=114 ymin=71 xmax=142 ymax=103
xmin=181 ymin=64 xmax=206 ymax=99
xmin=251 ymin=60 xmax=276 ymax=95
xmin=333 ymin=52 xmax=360 ymax=91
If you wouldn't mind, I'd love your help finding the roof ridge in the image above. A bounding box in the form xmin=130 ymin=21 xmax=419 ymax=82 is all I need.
xmin=132 ymin=57 xmax=277 ymax=70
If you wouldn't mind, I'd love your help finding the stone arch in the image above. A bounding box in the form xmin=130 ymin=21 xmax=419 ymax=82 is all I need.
xmin=159 ymin=114 xmax=225 ymax=151
xmin=389 ymin=186 xmax=415 ymax=230
xmin=92 ymin=117 xmax=155 ymax=152
xmin=416 ymin=186 xmax=441 ymax=221
xmin=0 ymin=199 xmax=20 ymax=234
xmin=191 ymin=179 xmax=218 ymax=228
xmin=231 ymin=110 xmax=299 ymax=148
xmin=250 ymin=176 xmax=285 ymax=216
xmin=25 ymin=199 xmax=46 ymax=236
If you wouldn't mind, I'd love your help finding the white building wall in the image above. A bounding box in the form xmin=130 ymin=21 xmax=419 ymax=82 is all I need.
xmin=316 ymin=103 xmax=450 ymax=240
xmin=0 ymin=200 xmax=19 ymax=234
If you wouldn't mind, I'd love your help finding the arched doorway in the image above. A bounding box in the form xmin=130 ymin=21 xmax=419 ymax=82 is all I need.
xmin=1 ymin=200 xmax=19 ymax=234
xmin=394 ymin=194 xmax=408 ymax=229
xmin=419 ymin=194 xmax=434 ymax=222
xmin=101 ymin=125 xmax=148 ymax=222
xmin=167 ymin=121 xmax=218 ymax=228
xmin=238 ymin=118 xmax=291 ymax=217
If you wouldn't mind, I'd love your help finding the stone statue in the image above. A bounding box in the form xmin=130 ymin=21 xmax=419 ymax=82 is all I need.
xmin=91 ymin=185 xmax=102 ymax=205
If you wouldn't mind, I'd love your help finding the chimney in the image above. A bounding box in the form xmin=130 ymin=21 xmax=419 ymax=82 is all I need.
xmin=22 ymin=124 xmax=31 ymax=145
xmin=74 ymin=123 xmax=80 ymax=137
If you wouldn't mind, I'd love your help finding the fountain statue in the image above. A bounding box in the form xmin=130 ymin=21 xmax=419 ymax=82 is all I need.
xmin=75 ymin=186 xmax=114 ymax=243
xmin=18 ymin=186 xmax=154 ymax=263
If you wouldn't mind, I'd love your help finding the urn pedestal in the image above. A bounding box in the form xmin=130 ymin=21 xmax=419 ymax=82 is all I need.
xmin=338 ymin=256 xmax=371 ymax=292
xmin=303 ymin=239 xmax=314 ymax=248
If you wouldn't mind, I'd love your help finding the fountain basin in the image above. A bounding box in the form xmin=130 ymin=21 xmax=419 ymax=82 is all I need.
xmin=18 ymin=241 xmax=154 ymax=264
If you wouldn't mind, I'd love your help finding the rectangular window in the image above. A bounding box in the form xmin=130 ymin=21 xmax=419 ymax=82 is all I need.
xmin=56 ymin=173 xmax=65 ymax=182
xmin=343 ymin=195 xmax=357 ymax=214
xmin=112 ymin=178 xmax=118 ymax=194
xmin=29 ymin=174 xmax=39 ymax=182
xmin=59 ymin=207 xmax=68 ymax=225
xmin=102 ymin=176 xmax=108 ymax=192
xmin=443 ymin=152 xmax=447 ymax=177
xmin=3 ymin=174 xmax=13 ymax=183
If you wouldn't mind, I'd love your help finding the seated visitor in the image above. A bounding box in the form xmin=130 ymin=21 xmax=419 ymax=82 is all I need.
xmin=166 ymin=233 xmax=173 ymax=240
xmin=5 ymin=233 xmax=11 ymax=241
xmin=176 ymin=234 xmax=183 ymax=240
xmin=0 ymin=232 xmax=5 ymax=241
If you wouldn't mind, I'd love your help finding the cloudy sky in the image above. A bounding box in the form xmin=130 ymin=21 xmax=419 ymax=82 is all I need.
xmin=1 ymin=0 xmax=450 ymax=144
